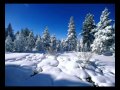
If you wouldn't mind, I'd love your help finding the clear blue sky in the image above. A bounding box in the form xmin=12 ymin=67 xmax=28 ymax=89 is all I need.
xmin=5 ymin=4 xmax=115 ymax=40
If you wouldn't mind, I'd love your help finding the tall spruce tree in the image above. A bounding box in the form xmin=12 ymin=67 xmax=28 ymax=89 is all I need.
xmin=66 ymin=16 xmax=77 ymax=51
xmin=42 ymin=26 xmax=51 ymax=52
xmin=35 ymin=35 xmax=43 ymax=51
xmin=91 ymin=8 xmax=114 ymax=54
xmin=81 ymin=13 xmax=96 ymax=52
xmin=14 ymin=32 xmax=26 ymax=52
xmin=26 ymin=31 xmax=35 ymax=51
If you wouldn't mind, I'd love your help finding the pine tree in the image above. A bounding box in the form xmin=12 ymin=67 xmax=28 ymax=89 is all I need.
xmin=6 ymin=23 xmax=14 ymax=41
xmin=49 ymin=35 xmax=56 ymax=53
xmin=61 ymin=39 xmax=65 ymax=52
xmin=21 ymin=28 xmax=31 ymax=37
xmin=91 ymin=8 xmax=114 ymax=54
xmin=42 ymin=26 xmax=50 ymax=52
xmin=26 ymin=31 xmax=35 ymax=51
xmin=81 ymin=13 xmax=96 ymax=52
xmin=5 ymin=35 xmax=13 ymax=52
xmin=67 ymin=16 xmax=77 ymax=51
xmin=56 ymin=40 xmax=61 ymax=52
xmin=110 ymin=22 xmax=115 ymax=53
xmin=13 ymin=32 xmax=26 ymax=52
xmin=35 ymin=35 xmax=42 ymax=51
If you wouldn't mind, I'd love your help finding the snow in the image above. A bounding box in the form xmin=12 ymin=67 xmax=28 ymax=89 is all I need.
xmin=5 ymin=52 xmax=115 ymax=86
xmin=5 ymin=53 xmax=30 ymax=60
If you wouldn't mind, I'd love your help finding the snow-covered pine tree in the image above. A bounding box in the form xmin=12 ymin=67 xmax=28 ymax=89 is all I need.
xmin=6 ymin=23 xmax=15 ymax=41
xmin=26 ymin=31 xmax=35 ymax=51
xmin=42 ymin=26 xmax=51 ymax=52
xmin=21 ymin=28 xmax=31 ymax=37
xmin=81 ymin=13 xmax=96 ymax=52
xmin=91 ymin=8 xmax=114 ymax=54
xmin=61 ymin=39 xmax=65 ymax=52
xmin=35 ymin=35 xmax=42 ymax=51
xmin=56 ymin=40 xmax=61 ymax=52
xmin=67 ymin=16 xmax=77 ymax=51
xmin=14 ymin=31 xmax=19 ymax=40
xmin=49 ymin=35 xmax=57 ymax=53
xmin=5 ymin=35 xmax=13 ymax=52
xmin=110 ymin=22 xmax=115 ymax=53
xmin=13 ymin=32 xmax=26 ymax=52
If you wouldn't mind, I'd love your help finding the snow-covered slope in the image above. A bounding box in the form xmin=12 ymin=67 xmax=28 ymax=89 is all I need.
xmin=5 ymin=52 xmax=115 ymax=86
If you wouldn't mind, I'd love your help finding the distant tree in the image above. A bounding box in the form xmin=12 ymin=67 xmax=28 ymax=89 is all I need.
xmin=42 ymin=26 xmax=51 ymax=52
xmin=26 ymin=31 xmax=35 ymax=51
xmin=35 ymin=35 xmax=43 ymax=51
xmin=49 ymin=35 xmax=57 ymax=53
xmin=5 ymin=35 xmax=13 ymax=52
xmin=21 ymin=28 xmax=31 ymax=37
xmin=66 ymin=16 xmax=77 ymax=51
xmin=56 ymin=40 xmax=61 ymax=52
xmin=91 ymin=8 xmax=114 ymax=54
xmin=81 ymin=13 xmax=96 ymax=52
xmin=13 ymin=32 xmax=26 ymax=52
xmin=6 ymin=23 xmax=15 ymax=41
xmin=14 ymin=31 xmax=19 ymax=40
xmin=110 ymin=22 xmax=115 ymax=53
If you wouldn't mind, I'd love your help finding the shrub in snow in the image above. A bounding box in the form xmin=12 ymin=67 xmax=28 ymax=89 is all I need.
xmin=79 ymin=52 xmax=93 ymax=69
xmin=66 ymin=16 xmax=77 ymax=51
xmin=5 ymin=35 xmax=13 ymax=52
xmin=91 ymin=8 xmax=114 ymax=54
xmin=81 ymin=13 xmax=96 ymax=52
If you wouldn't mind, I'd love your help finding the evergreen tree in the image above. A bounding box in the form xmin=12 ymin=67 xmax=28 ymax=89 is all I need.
xmin=21 ymin=28 xmax=31 ymax=37
xmin=56 ymin=40 xmax=61 ymax=52
xmin=14 ymin=32 xmax=26 ymax=52
xmin=35 ymin=35 xmax=42 ymax=51
xmin=66 ymin=16 xmax=77 ymax=51
xmin=49 ymin=35 xmax=56 ymax=53
xmin=110 ymin=22 xmax=115 ymax=53
xmin=81 ymin=13 xmax=96 ymax=52
xmin=6 ymin=23 xmax=14 ymax=41
xmin=5 ymin=35 xmax=13 ymax=52
xmin=91 ymin=8 xmax=114 ymax=54
xmin=42 ymin=26 xmax=51 ymax=52
xmin=26 ymin=31 xmax=35 ymax=51
xmin=15 ymin=31 xmax=19 ymax=40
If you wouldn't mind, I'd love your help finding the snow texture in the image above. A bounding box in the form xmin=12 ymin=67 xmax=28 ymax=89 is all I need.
xmin=5 ymin=52 xmax=115 ymax=86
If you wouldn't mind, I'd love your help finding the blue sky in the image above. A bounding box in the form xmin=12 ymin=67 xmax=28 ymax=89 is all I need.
xmin=5 ymin=4 xmax=115 ymax=40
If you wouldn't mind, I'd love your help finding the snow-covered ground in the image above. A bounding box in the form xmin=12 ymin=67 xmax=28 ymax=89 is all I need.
xmin=5 ymin=52 xmax=115 ymax=86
